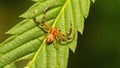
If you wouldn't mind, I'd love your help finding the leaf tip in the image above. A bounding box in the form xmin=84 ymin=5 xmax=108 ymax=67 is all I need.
xmin=5 ymin=31 xmax=11 ymax=34
xmin=19 ymin=14 xmax=24 ymax=18
xmin=5 ymin=30 xmax=15 ymax=35
xmin=69 ymin=44 xmax=77 ymax=53
xmin=77 ymin=26 xmax=84 ymax=35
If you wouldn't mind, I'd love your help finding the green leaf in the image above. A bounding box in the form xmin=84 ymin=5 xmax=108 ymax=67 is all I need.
xmin=80 ymin=0 xmax=90 ymax=18
xmin=0 ymin=0 xmax=93 ymax=68
xmin=4 ymin=63 xmax=16 ymax=68
xmin=6 ymin=19 xmax=37 ymax=34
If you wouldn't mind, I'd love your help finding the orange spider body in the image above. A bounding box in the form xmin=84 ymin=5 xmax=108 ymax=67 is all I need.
xmin=46 ymin=28 xmax=57 ymax=43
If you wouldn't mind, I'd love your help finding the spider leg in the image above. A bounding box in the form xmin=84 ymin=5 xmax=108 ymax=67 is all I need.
xmin=32 ymin=10 xmax=41 ymax=26
xmin=66 ymin=22 xmax=72 ymax=38
xmin=55 ymin=31 xmax=67 ymax=44
xmin=57 ymin=22 xmax=73 ymax=44
xmin=41 ymin=6 xmax=53 ymax=31
xmin=58 ymin=35 xmax=72 ymax=45
xmin=42 ymin=9 xmax=46 ymax=23
xmin=64 ymin=22 xmax=73 ymax=41
xmin=41 ymin=3 xmax=56 ymax=31
xmin=55 ymin=30 xmax=63 ymax=42
xmin=32 ymin=9 xmax=50 ymax=32
xmin=42 ymin=3 xmax=54 ymax=23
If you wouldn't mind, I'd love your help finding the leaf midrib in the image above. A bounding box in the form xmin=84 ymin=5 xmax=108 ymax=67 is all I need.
xmin=52 ymin=0 xmax=70 ymax=28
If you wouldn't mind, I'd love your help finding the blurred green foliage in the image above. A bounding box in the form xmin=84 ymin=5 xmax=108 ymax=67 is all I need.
xmin=0 ymin=0 xmax=33 ymax=43
xmin=0 ymin=0 xmax=120 ymax=68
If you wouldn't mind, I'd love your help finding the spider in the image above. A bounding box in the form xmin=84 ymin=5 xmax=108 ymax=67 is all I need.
xmin=32 ymin=8 xmax=72 ymax=45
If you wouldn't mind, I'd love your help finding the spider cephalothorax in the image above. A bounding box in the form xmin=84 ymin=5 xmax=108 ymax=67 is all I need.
xmin=32 ymin=7 xmax=72 ymax=45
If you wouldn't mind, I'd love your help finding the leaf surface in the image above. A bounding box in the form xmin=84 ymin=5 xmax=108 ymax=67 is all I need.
xmin=0 ymin=0 xmax=93 ymax=68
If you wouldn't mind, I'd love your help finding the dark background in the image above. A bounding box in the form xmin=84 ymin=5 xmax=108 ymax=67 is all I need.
xmin=0 ymin=0 xmax=120 ymax=68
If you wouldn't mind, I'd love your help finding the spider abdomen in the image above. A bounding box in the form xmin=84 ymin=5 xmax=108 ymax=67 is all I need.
xmin=46 ymin=28 xmax=57 ymax=43
xmin=46 ymin=34 xmax=54 ymax=44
